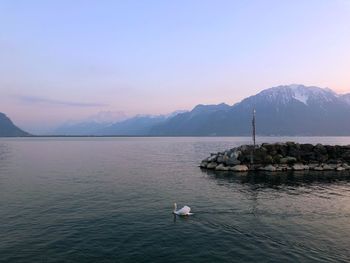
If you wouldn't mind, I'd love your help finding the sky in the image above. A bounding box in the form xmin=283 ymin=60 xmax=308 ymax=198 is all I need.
xmin=1 ymin=0 xmax=350 ymax=133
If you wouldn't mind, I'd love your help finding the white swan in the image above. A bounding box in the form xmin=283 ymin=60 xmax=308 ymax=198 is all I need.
xmin=173 ymin=203 xmax=193 ymax=216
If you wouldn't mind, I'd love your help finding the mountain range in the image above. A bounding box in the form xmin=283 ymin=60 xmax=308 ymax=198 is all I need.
xmin=52 ymin=110 xmax=188 ymax=136
xmin=2 ymin=84 xmax=350 ymax=137
xmin=52 ymin=84 xmax=350 ymax=136
xmin=150 ymin=84 xmax=350 ymax=136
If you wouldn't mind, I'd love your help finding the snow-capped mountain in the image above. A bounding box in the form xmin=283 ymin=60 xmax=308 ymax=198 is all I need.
xmin=150 ymin=84 xmax=350 ymax=136
xmin=341 ymin=93 xmax=350 ymax=105
xmin=49 ymin=84 xmax=350 ymax=136
xmin=251 ymin=84 xmax=338 ymax=105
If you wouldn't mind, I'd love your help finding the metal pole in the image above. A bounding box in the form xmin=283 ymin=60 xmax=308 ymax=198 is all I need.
xmin=251 ymin=108 xmax=256 ymax=165
xmin=252 ymin=109 xmax=256 ymax=148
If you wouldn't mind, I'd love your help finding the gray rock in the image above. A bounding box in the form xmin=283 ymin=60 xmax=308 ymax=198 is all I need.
xmin=223 ymin=155 xmax=229 ymax=162
xmin=216 ymin=164 xmax=229 ymax=171
xmin=342 ymin=163 xmax=350 ymax=170
xmin=343 ymin=151 xmax=350 ymax=162
xmin=202 ymin=157 xmax=209 ymax=162
xmin=280 ymin=156 xmax=297 ymax=164
xmin=308 ymin=163 xmax=318 ymax=169
xmin=200 ymin=161 xmax=208 ymax=168
xmin=259 ymin=164 xmax=277 ymax=172
xmin=217 ymin=156 xmax=224 ymax=163
xmin=276 ymin=165 xmax=288 ymax=171
xmin=229 ymin=165 xmax=249 ymax=172
xmin=292 ymin=164 xmax=309 ymax=171
xmin=322 ymin=164 xmax=333 ymax=170
xmin=336 ymin=167 xmax=345 ymax=171
xmin=226 ymin=157 xmax=241 ymax=166
xmin=207 ymin=162 xmax=217 ymax=169
xmin=328 ymin=164 xmax=338 ymax=170
xmin=230 ymin=150 xmax=241 ymax=159
xmin=313 ymin=166 xmax=324 ymax=171
xmin=201 ymin=143 xmax=350 ymax=173
xmin=208 ymin=155 xmax=217 ymax=162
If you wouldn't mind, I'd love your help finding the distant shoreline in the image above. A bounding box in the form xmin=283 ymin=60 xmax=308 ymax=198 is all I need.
xmin=3 ymin=135 xmax=350 ymax=138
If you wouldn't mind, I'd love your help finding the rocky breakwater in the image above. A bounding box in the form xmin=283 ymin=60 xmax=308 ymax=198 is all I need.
xmin=200 ymin=142 xmax=350 ymax=172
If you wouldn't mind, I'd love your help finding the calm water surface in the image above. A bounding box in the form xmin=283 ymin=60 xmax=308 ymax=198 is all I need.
xmin=1 ymin=137 xmax=350 ymax=262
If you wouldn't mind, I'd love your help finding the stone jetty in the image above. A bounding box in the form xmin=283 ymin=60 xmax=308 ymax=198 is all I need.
xmin=200 ymin=142 xmax=350 ymax=172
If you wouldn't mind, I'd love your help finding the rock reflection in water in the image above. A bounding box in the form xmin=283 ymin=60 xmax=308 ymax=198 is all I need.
xmin=202 ymin=169 xmax=350 ymax=186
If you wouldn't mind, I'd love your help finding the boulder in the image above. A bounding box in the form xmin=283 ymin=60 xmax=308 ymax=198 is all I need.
xmin=328 ymin=164 xmax=338 ymax=170
xmin=273 ymin=154 xmax=283 ymax=164
xmin=215 ymin=164 xmax=229 ymax=171
xmin=276 ymin=165 xmax=289 ymax=171
xmin=342 ymin=163 xmax=350 ymax=170
xmin=230 ymin=165 xmax=249 ymax=172
xmin=199 ymin=161 xmax=208 ymax=168
xmin=292 ymin=164 xmax=309 ymax=171
xmin=320 ymin=155 xmax=329 ymax=163
xmin=313 ymin=166 xmax=323 ymax=171
xmin=226 ymin=157 xmax=241 ymax=166
xmin=280 ymin=156 xmax=297 ymax=164
xmin=308 ymin=163 xmax=318 ymax=169
xmin=262 ymin=143 xmax=277 ymax=155
xmin=326 ymin=146 xmax=344 ymax=160
xmin=300 ymin=152 xmax=316 ymax=162
xmin=202 ymin=157 xmax=209 ymax=162
xmin=322 ymin=164 xmax=333 ymax=170
xmin=276 ymin=143 xmax=288 ymax=156
xmin=336 ymin=167 xmax=345 ymax=171
xmin=208 ymin=155 xmax=217 ymax=162
xmin=314 ymin=145 xmax=328 ymax=162
xmin=217 ymin=155 xmax=224 ymax=163
xmin=223 ymin=155 xmax=229 ymax=163
xmin=315 ymin=144 xmax=327 ymax=154
xmin=230 ymin=150 xmax=241 ymax=159
xmin=259 ymin=164 xmax=277 ymax=172
xmin=342 ymin=151 xmax=350 ymax=162
xmin=328 ymin=159 xmax=340 ymax=164
xmin=251 ymin=147 xmax=268 ymax=163
xmin=300 ymin=143 xmax=314 ymax=152
xmin=288 ymin=149 xmax=301 ymax=159
xmin=264 ymin=155 xmax=274 ymax=164
xmin=207 ymin=162 xmax=217 ymax=169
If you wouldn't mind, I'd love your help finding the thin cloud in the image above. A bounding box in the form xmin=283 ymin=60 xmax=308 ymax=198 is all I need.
xmin=15 ymin=95 xmax=108 ymax=107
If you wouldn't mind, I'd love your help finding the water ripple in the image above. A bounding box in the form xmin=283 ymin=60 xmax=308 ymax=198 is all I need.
xmin=1 ymin=137 xmax=350 ymax=262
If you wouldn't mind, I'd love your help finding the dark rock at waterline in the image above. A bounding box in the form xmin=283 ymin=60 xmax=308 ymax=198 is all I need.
xmin=200 ymin=142 xmax=350 ymax=173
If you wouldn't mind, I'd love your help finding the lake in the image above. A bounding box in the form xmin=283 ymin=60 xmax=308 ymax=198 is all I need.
xmin=1 ymin=137 xmax=350 ymax=262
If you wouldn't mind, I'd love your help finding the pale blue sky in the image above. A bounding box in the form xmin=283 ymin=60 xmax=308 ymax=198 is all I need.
xmin=1 ymin=0 xmax=350 ymax=132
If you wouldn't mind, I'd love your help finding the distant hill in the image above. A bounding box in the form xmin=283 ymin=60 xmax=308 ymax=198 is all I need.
xmin=150 ymin=84 xmax=350 ymax=136
xmin=0 ymin=113 xmax=30 ymax=137
xmin=54 ymin=121 xmax=111 ymax=136
xmin=95 ymin=115 xmax=168 ymax=136
xmin=52 ymin=111 xmax=188 ymax=136
xmin=52 ymin=115 xmax=171 ymax=136
xmin=52 ymin=110 xmax=128 ymax=135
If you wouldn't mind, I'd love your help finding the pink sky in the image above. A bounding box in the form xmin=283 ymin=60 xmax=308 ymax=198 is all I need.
xmin=1 ymin=0 xmax=350 ymax=133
